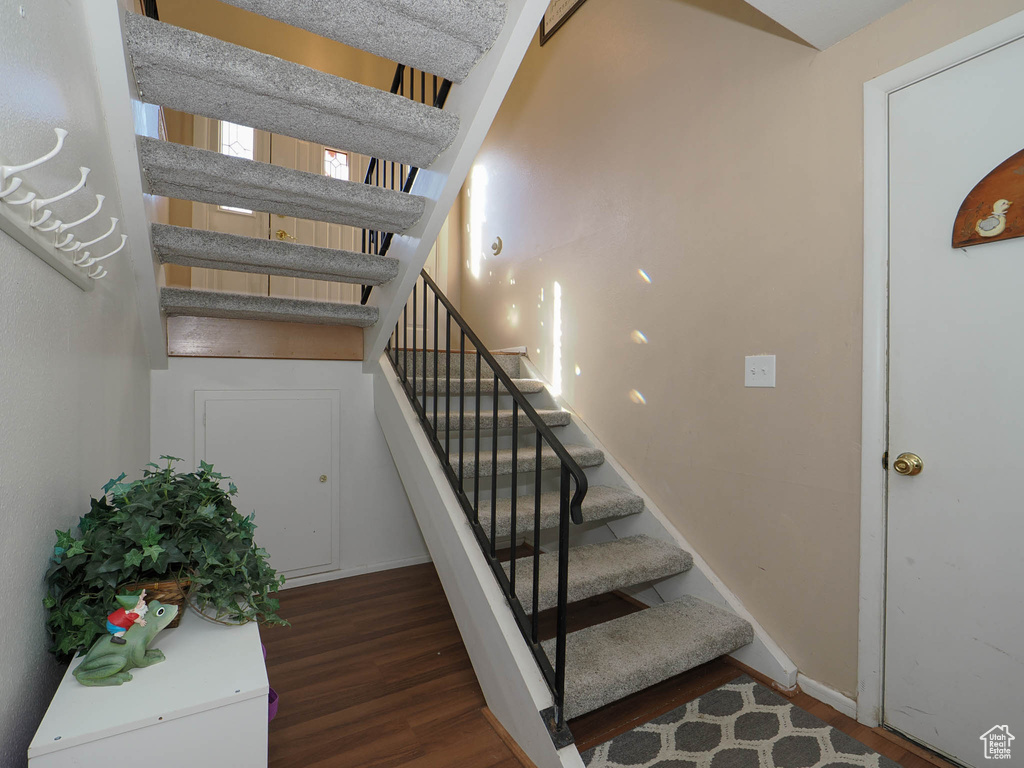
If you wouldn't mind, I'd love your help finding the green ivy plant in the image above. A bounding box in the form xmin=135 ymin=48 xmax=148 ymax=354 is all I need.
xmin=44 ymin=456 xmax=286 ymax=657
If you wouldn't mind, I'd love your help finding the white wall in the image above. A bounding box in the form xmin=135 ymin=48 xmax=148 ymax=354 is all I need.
xmin=150 ymin=359 xmax=429 ymax=584
xmin=0 ymin=2 xmax=152 ymax=760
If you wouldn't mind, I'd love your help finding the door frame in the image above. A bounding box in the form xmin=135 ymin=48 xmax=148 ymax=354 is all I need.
xmin=858 ymin=9 xmax=1024 ymax=727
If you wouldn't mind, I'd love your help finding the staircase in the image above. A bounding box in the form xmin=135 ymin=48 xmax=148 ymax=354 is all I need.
xmin=373 ymin=273 xmax=795 ymax=767
xmin=118 ymin=1 xmax=514 ymax=334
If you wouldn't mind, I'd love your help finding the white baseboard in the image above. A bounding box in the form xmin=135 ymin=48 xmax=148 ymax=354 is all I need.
xmin=797 ymin=673 xmax=857 ymax=719
xmin=281 ymin=554 xmax=433 ymax=590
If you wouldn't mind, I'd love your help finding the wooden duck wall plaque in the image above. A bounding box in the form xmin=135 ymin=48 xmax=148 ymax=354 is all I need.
xmin=952 ymin=148 xmax=1024 ymax=247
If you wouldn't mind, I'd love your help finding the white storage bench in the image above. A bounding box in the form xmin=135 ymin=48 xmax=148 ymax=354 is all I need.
xmin=29 ymin=615 xmax=268 ymax=767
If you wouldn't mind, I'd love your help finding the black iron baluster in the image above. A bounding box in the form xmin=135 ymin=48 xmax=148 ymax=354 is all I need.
xmin=433 ymin=293 xmax=439 ymax=436
xmin=509 ymin=399 xmax=518 ymax=597
xmin=554 ymin=464 xmax=571 ymax=730
xmin=421 ymin=70 xmax=426 ymax=104
xmin=402 ymin=304 xmax=408 ymax=382
xmin=459 ymin=330 xmax=465 ymax=496
xmin=490 ymin=370 xmax=499 ymax=557
xmin=394 ymin=320 xmax=399 ymax=367
xmin=411 ymin=282 xmax=417 ymax=398
xmin=473 ymin=350 xmax=481 ymax=525
xmin=445 ymin=315 xmax=452 ymax=461
xmin=532 ymin=431 xmax=542 ymax=643
xmin=422 ymin=278 xmax=428 ymax=414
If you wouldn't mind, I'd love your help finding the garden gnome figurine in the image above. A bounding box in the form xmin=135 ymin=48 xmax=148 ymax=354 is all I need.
xmin=106 ymin=589 xmax=148 ymax=645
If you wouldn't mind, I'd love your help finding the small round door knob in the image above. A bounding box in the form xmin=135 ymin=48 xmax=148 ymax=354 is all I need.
xmin=893 ymin=453 xmax=923 ymax=476
xmin=319 ymin=474 xmax=328 ymax=483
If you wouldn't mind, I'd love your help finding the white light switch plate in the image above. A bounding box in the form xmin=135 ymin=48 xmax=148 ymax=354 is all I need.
xmin=745 ymin=355 xmax=776 ymax=387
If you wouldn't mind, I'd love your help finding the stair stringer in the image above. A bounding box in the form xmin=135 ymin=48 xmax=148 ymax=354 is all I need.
xmin=81 ymin=0 xmax=167 ymax=369
xmin=372 ymin=355 xmax=585 ymax=768
xmin=362 ymin=0 xmax=551 ymax=368
xmin=518 ymin=356 xmax=800 ymax=692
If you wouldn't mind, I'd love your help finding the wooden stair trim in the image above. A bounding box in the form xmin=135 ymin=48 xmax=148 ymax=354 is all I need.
xmin=167 ymin=315 xmax=362 ymax=360
xmin=481 ymin=707 xmax=539 ymax=768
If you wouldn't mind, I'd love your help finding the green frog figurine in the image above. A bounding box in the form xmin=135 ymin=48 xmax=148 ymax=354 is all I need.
xmin=73 ymin=599 xmax=179 ymax=686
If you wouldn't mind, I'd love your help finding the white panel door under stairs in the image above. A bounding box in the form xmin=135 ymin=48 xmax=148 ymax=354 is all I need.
xmin=885 ymin=34 xmax=1024 ymax=766
xmin=195 ymin=390 xmax=341 ymax=580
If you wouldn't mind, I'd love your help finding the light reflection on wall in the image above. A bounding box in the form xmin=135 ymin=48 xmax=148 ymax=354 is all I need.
xmin=552 ymin=281 xmax=563 ymax=396
xmin=468 ymin=164 xmax=488 ymax=279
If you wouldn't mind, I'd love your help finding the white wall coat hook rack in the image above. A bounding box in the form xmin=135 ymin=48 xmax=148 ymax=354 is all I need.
xmin=0 ymin=128 xmax=126 ymax=291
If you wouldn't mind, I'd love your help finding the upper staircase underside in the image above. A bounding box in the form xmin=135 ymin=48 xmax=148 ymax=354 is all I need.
xmin=122 ymin=0 xmax=509 ymax=335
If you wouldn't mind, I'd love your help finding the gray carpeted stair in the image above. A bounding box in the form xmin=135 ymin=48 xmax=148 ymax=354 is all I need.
xmin=436 ymin=408 xmax=570 ymax=432
xmin=542 ymin=596 xmax=755 ymax=719
xmin=161 ymin=287 xmax=378 ymax=327
xmin=125 ymin=13 xmax=458 ymax=168
xmin=217 ymin=0 xmax=508 ymax=83
xmin=151 ymin=224 xmax=399 ymax=285
xmin=414 ymin=377 xmax=546 ymax=396
xmin=463 ymin=443 xmax=604 ymax=479
xmin=480 ymin=486 xmax=645 ymax=539
xmin=504 ymin=535 xmax=693 ymax=614
xmin=399 ymin=349 xmax=523 ymax=378
xmin=139 ymin=137 xmax=425 ymax=233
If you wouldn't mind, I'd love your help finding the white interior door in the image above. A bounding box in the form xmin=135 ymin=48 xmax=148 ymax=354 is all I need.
xmin=885 ymin=36 xmax=1024 ymax=766
xmin=196 ymin=390 xmax=341 ymax=580
xmin=191 ymin=117 xmax=369 ymax=303
xmin=191 ymin=117 xmax=270 ymax=294
xmin=268 ymin=134 xmax=364 ymax=304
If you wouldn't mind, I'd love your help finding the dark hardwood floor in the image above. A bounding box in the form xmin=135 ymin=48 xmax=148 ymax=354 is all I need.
xmin=261 ymin=563 xmax=522 ymax=768
xmin=262 ymin=562 xmax=953 ymax=768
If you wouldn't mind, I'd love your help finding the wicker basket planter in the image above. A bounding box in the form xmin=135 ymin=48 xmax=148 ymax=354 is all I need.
xmin=124 ymin=578 xmax=191 ymax=629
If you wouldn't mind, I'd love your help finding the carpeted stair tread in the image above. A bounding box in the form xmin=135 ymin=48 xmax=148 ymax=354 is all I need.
xmin=139 ymin=137 xmax=424 ymax=233
xmin=125 ymin=13 xmax=458 ymax=168
xmin=480 ymin=486 xmax=645 ymax=539
xmin=503 ymin=535 xmax=693 ymax=614
xmin=542 ymin=596 xmax=754 ymax=720
xmin=160 ymin=287 xmax=378 ymax=327
xmin=414 ymin=377 xmax=546 ymax=396
xmin=436 ymin=408 xmax=570 ymax=432
xmin=217 ymin=0 xmax=508 ymax=83
xmin=397 ymin=349 xmax=523 ymax=378
xmin=151 ymin=224 xmax=399 ymax=285
xmin=463 ymin=444 xmax=603 ymax=479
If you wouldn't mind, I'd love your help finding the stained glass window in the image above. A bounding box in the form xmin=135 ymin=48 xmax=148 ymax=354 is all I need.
xmin=323 ymin=149 xmax=349 ymax=181
xmin=219 ymin=121 xmax=254 ymax=213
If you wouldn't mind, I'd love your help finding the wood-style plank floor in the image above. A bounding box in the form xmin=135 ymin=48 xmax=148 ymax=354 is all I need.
xmin=261 ymin=563 xmax=522 ymax=768
xmin=262 ymin=563 xmax=952 ymax=768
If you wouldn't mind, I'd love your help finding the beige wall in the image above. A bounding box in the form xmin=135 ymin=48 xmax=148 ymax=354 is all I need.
xmin=458 ymin=0 xmax=1024 ymax=695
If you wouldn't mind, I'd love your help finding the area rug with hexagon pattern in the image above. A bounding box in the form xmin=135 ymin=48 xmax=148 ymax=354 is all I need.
xmin=580 ymin=675 xmax=900 ymax=768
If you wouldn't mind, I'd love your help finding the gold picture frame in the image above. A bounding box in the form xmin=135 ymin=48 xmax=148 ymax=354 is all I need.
xmin=539 ymin=0 xmax=590 ymax=46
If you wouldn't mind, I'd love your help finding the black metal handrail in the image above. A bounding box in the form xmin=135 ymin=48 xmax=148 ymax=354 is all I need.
xmin=359 ymin=64 xmax=452 ymax=305
xmin=385 ymin=270 xmax=587 ymax=745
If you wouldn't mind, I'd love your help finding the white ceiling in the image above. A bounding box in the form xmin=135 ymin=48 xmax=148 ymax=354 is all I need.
xmin=743 ymin=0 xmax=912 ymax=49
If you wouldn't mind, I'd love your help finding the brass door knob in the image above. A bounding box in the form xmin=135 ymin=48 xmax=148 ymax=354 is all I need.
xmin=319 ymin=474 xmax=328 ymax=483
xmin=892 ymin=452 xmax=923 ymax=476
xmin=276 ymin=229 xmax=296 ymax=241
